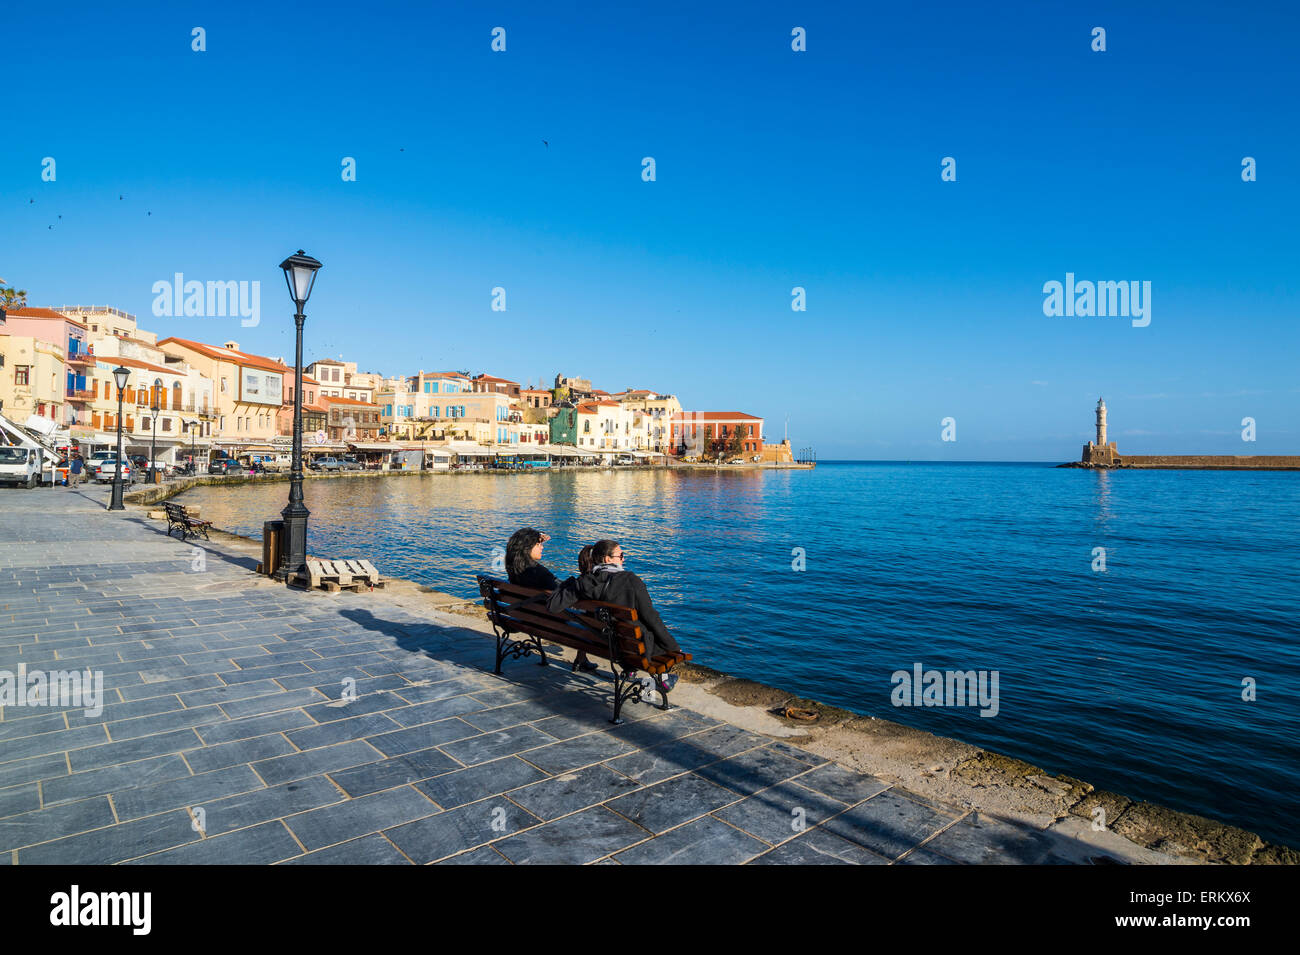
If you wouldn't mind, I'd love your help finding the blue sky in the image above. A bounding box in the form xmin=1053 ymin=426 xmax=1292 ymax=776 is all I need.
xmin=4 ymin=0 xmax=1297 ymax=459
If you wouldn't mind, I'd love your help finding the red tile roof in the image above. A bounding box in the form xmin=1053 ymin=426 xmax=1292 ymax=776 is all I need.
xmin=157 ymin=337 xmax=290 ymax=374
xmin=103 ymin=355 xmax=175 ymax=375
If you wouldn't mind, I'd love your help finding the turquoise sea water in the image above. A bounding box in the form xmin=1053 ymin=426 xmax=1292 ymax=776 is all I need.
xmin=181 ymin=462 xmax=1300 ymax=846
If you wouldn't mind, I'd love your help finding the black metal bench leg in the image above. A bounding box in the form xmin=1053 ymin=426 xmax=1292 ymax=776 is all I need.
xmin=610 ymin=666 xmax=626 ymax=725
xmin=494 ymin=632 xmax=507 ymax=675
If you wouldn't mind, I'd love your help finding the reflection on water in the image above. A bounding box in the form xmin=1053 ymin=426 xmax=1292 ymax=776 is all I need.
xmin=178 ymin=464 xmax=1300 ymax=846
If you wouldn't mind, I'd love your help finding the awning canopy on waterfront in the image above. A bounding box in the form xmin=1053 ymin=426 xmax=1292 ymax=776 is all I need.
xmin=445 ymin=441 xmax=496 ymax=457
xmin=346 ymin=442 xmax=399 ymax=451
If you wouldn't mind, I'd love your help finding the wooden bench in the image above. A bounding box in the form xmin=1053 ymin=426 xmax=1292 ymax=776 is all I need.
xmin=163 ymin=501 xmax=212 ymax=541
xmin=476 ymin=574 xmax=692 ymax=723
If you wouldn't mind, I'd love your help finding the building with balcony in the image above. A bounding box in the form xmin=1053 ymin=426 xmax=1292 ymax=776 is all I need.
xmin=0 ymin=331 xmax=65 ymax=429
xmin=472 ymin=373 xmax=521 ymax=399
xmin=320 ymin=395 xmax=382 ymax=442
xmin=159 ymin=338 xmax=288 ymax=456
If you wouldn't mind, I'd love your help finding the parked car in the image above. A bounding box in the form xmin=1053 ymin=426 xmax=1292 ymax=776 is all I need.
xmin=243 ymin=453 xmax=291 ymax=472
xmin=313 ymin=457 xmax=343 ymax=472
xmin=727 ymin=458 xmax=744 ymax=464
xmin=208 ymin=458 xmax=239 ymax=475
xmin=94 ymin=458 xmax=134 ymax=484
xmin=340 ymin=455 xmax=363 ymax=471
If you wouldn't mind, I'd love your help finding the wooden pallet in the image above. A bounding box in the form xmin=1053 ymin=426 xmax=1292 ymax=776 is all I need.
xmin=290 ymin=558 xmax=386 ymax=593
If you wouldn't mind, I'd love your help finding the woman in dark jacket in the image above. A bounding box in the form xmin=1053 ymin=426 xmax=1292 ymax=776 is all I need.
xmin=547 ymin=539 xmax=681 ymax=691
xmin=506 ymin=528 xmax=597 ymax=672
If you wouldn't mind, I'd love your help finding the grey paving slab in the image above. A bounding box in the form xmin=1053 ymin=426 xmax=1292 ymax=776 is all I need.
xmin=438 ymin=724 xmax=555 ymax=766
xmin=0 ymin=796 xmax=116 ymax=851
xmin=41 ymin=755 xmax=195 ymax=807
xmin=283 ymin=786 xmax=439 ymax=852
xmin=125 ymin=820 xmax=302 ymax=864
xmin=0 ymin=784 xmax=41 ymax=819
xmin=367 ymin=717 xmax=482 ymax=758
xmin=793 ymin=762 xmax=893 ymax=805
xmin=508 ymin=765 xmax=642 ymax=821
xmin=252 ymin=739 xmax=385 ymax=787
xmin=385 ymin=800 xmax=539 ymax=864
xmin=693 ymin=745 xmax=814 ymax=797
xmin=819 ymin=790 xmax=963 ymax=861
xmin=414 ymin=757 xmax=549 ymax=810
xmin=605 ymin=773 xmax=740 ymax=834
xmin=285 ymin=712 xmax=403 ymax=751
xmin=280 ymin=833 xmax=412 ymax=865
xmin=110 ymin=765 xmax=265 ymax=821
xmin=918 ymin=812 xmax=1071 ymax=864
xmin=196 ymin=708 xmax=316 ymax=746
xmin=18 ymin=809 xmax=198 ymax=864
xmin=493 ymin=806 xmax=648 ymax=865
xmin=105 ymin=704 xmax=227 ymax=740
xmin=713 ymin=778 xmax=852 ymax=845
xmin=748 ymin=826 xmax=892 ymax=865
xmin=0 ymin=723 xmax=110 ymax=763
xmin=614 ymin=815 xmax=768 ymax=865
xmin=192 ymin=777 xmax=344 ymax=836
xmin=433 ymin=844 xmax=511 ymax=865
xmin=378 ymin=693 xmax=484 ymax=728
xmin=67 ymin=728 xmax=203 ymax=772
xmin=218 ymin=687 xmax=329 ymax=720
xmin=185 ymin=733 xmax=297 ymax=774
xmin=326 ymin=747 xmax=463 ymax=799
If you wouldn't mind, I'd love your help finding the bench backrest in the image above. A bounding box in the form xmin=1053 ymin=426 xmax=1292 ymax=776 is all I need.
xmin=477 ymin=575 xmax=649 ymax=668
xmin=163 ymin=502 xmax=188 ymax=517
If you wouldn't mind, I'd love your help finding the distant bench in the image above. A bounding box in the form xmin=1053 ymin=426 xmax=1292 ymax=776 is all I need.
xmin=163 ymin=501 xmax=212 ymax=541
xmin=476 ymin=574 xmax=691 ymax=724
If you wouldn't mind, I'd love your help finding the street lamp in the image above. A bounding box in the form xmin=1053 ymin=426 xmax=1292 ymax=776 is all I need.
xmin=149 ymin=377 xmax=162 ymax=484
xmin=277 ymin=250 xmax=323 ymax=582
xmin=108 ymin=365 xmax=129 ymax=510
xmin=183 ymin=419 xmax=197 ymax=474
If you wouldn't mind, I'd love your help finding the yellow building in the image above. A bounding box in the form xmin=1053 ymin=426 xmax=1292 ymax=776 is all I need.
xmin=0 ymin=332 xmax=65 ymax=428
xmin=158 ymin=338 xmax=288 ymax=457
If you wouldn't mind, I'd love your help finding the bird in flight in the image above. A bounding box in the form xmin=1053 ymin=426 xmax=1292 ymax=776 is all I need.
xmin=542 ymin=140 xmax=548 ymax=147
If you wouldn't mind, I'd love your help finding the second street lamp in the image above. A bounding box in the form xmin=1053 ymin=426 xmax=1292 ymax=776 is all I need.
xmin=276 ymin=250 xmax=323 ymax=583
xmin=150 ymin=377 xmax=162 ymax=484
xmin=108 ymin=365 xmax=129 ymax=510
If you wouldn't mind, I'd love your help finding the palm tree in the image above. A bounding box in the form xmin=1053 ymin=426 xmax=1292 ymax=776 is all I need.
xmin=0 ymin=280 xmax=29 ymax=311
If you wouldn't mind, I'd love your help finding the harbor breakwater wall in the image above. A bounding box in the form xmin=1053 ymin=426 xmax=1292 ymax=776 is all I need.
xmin=1062 ymin=455 xmax=1300 ymax=470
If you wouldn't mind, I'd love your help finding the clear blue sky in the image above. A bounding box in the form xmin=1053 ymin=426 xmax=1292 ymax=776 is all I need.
xmin=4 ymin=0 xmax=1297 ymax=459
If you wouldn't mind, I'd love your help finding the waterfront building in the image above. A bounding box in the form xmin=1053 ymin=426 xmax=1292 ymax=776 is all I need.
xmin=520 ymin=388 xmax=552 ymax=410
xmin=617 ymin=390 xmax=682 ymax=452
xmin=472 ymin=374 xmax=521 ymax=399
xmin=574 ymin=400 xmax=638 ymax=453
xmin=279 ymin=374 xmax=327 ymax=440
xmin=0 ymin=330 xmax=66 ymax=430
xmin=158 ymin=338 xmax=288 ymax=458
xmin=670 ymin=411 xmax=764 ymax=456
xmin=320 ymin=395 xmax=382 ymax=442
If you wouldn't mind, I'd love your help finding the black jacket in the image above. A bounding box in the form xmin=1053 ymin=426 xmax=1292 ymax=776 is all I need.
xmin=510 ymin=563 xmax=558 ymax=590
xmin=546 ymin=568 xmax=680 ymax=660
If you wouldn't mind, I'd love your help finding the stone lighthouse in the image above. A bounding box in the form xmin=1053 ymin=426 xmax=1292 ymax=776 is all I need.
xmin=1081 ymin=397 xmax=1119 ymax=466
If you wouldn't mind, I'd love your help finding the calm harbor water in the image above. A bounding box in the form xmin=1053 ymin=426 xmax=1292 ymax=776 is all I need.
xmin=180 ymin=462 xmax=1300 ymax=846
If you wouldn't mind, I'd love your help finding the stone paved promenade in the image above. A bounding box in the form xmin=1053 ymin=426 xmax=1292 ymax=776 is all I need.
xmin=1 ymin=482 xmax=1130 ymax=865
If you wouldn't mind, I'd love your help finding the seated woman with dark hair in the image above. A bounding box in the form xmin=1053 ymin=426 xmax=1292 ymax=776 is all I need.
xmin=505 ymin=527 xmax=597 ymax=672
xmin=547 ymin=539 xmax=681 ymax=694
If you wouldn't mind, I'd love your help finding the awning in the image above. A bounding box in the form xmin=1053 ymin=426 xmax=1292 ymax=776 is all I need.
xmin=346 ymin=442 xmax=399 ymax=451
xmin=445 ymin=441 xmax=496 ymax=456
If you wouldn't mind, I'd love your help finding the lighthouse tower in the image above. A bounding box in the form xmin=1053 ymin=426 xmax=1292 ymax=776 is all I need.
xmin=1082 ymin=397 xmax=1118 ymax=466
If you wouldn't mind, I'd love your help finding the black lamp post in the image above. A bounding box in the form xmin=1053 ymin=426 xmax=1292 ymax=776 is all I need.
xmin=149 ymin=377 xmax=162 ymax=484
xmin=108 ymin=365 xmax=129 ymax=510
xmin=184 ymin=419 xmax=197 ymax=473
xmin=277 ymin=250 xmax=322 ymax=582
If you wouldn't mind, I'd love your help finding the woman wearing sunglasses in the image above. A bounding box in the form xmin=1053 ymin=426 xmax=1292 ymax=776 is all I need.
xmin=506 ymin=527 xmax=598 ymax=672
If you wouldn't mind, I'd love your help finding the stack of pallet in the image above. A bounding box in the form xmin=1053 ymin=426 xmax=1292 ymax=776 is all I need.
xmin=291 ymin=558 xmax=386 ymax=593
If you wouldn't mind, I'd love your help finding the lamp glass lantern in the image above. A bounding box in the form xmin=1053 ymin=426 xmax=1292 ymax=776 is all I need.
xmin=279 ymin=250 xmax=323 ymax=308
xmin=113 ymin=366 xmax=129 ymax=391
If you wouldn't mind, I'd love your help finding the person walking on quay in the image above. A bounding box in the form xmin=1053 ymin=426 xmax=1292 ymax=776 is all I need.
xmin=68 ymin=453 xmax=84 ymax=488
xmin=548 ymin=539 xmax=681 ymax=692
xmin=506 ymin=527 xmax=598 ymax=673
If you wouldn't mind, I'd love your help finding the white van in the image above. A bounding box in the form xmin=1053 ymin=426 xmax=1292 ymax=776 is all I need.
xmin=0 ymin=446 xmax=43 ymax=488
